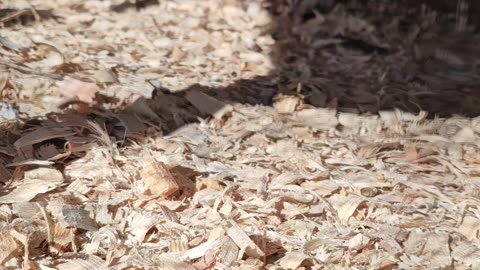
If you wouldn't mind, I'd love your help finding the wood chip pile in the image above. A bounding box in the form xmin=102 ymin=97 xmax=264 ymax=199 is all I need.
xmin=1 ymin=0 xmax=480 ymax=269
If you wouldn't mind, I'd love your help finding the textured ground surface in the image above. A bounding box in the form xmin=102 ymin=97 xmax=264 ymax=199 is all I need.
xmin=1 ymin=0 xmax=480 ymax=269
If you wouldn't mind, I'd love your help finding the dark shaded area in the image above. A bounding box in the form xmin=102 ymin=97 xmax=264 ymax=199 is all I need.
xmin=0 ymin=8 xmax=55 ymax=26
xmin=110 ymin=0 xmax=159 ymax=12
xmin=116 ymin=0 xmax=480 ymax=135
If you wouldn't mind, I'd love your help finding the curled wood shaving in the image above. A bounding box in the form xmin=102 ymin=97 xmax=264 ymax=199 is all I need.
xmin=223 ymin=220 xmax=265 ymax=258
xmin=139 ymin=161 xmax=179 ymax=197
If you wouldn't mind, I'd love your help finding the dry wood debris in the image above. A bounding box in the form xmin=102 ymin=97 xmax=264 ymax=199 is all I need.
xmin=1 ymin=0 xmax=480 ymax=269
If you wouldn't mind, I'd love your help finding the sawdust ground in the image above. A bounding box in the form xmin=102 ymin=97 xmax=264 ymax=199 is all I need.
xmin=0 ymin=0 xmax=480 ymax=269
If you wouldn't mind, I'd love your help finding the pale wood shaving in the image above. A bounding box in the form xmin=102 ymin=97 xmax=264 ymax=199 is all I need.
xmin=0 ymin=168 xmax=64 ymax=203
xmin=224 ymin=219 xmax=265 ymax=258
xmin=139 ymin=161 xmax=179 ymax=197
xmin=277 ymin=251 xmax=313 ymax=269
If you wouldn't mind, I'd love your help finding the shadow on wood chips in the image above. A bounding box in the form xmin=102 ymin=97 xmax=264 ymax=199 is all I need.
xmin=122 ymin=0 xmax=480 ymax=134
xmin=1 ymin=0 xmax=480 ymax=181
